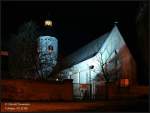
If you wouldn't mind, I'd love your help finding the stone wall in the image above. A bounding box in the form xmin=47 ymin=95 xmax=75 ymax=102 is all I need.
xmin=1 ymin=79 xmax=73 ymax=101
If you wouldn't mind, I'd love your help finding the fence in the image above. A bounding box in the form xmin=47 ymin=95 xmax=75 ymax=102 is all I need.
xmin=1 ymin=79 xmax=73 ymax=101
xmin=73 ymin=83 xmax=95 ymax=100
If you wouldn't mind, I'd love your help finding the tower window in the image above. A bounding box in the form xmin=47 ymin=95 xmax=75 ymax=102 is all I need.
xmin=48 ymin=45 xmax=53 ymax=53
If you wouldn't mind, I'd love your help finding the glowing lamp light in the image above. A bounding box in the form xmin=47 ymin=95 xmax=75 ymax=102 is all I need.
xmin=45 ymin=20 xmax=52 ymax=27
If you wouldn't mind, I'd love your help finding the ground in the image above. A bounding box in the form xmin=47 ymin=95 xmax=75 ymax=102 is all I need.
xmin=1 ymin=97 xmax=148 ymax=112
xmin=1 ymin=80 xmax=149 ymax=112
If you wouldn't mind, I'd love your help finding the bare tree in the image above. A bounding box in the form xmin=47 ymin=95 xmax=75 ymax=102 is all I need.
xmin=94 ymin=49 xmax=121 ymax=100
xmin=9 ymin=21 xmax=40 ymax=79
xmin=38 ymin=52 xmax=55 ymax=80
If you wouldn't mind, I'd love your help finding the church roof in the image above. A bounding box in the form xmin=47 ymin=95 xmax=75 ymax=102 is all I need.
xmin=62 ymin=31 xmax=110 ymax=68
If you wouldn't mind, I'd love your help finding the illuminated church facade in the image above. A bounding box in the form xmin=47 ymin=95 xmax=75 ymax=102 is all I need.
xmin=59 ymin=25 xmax=136 ymax=99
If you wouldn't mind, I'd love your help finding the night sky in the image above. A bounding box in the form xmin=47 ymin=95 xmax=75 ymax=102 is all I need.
xmin=2 ymin=1 xmax=141 ymax=55
xmin=1 ymin=1 xmax=148 ymax=84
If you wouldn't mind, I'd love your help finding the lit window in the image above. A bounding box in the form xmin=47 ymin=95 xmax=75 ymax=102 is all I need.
xmin=120 ymin=79 xmax=129 ymax=87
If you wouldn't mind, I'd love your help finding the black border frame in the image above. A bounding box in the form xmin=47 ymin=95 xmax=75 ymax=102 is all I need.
xmin=0 ymin=0 xmax=149 ymax=113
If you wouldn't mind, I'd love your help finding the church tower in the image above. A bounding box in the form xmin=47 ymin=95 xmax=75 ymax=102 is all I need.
xmin=37 ymin=19 xmax=58 ymax=79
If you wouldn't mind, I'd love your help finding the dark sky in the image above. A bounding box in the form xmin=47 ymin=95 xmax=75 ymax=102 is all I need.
xmin=2 ymin=1 xmax=141 ymax=56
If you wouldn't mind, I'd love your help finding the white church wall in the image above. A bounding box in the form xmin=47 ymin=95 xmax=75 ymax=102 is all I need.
xmin=98 ymin=26 xmax=125 ymax=65
xmin=61 ymin=25 xmax=136 ymax=99
xmin=62 ymin=56 xmax=100 ymax=84
xmin=71 ymin=73 xmax=79 ymax=83
xmin=61 ymin=26 xmax=127 ymax=85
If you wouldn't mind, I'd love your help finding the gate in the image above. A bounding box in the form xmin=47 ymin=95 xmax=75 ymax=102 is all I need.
xmin=73 ymin=83 xmax=94 ymax=100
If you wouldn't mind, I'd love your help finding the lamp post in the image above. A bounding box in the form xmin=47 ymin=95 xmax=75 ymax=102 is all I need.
xmin=68 ymin=71 xmax=72 ymax=79
xmin=89 ymin=65 xmax=94 ymax=100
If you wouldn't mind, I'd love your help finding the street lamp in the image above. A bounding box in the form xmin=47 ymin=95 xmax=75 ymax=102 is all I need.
xmin=89 ymin=65 xmax=94 ymax=69
xmin=68 ymin=71 xmax=72 ymax=79
xmin=89 ymin=65 xmax=94 ymax=83
xmin=89 ymin=65 xmax=94 ymax=100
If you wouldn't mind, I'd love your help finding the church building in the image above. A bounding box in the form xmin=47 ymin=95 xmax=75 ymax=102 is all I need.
xmin=59 ymin=24 xmax=136 ymax=99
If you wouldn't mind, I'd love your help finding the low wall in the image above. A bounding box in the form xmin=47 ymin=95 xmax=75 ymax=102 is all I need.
xmin=1 ymin=79 xmax=73 ymax=101
xmin=95 ymin=82 xmax=118 ymax=99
